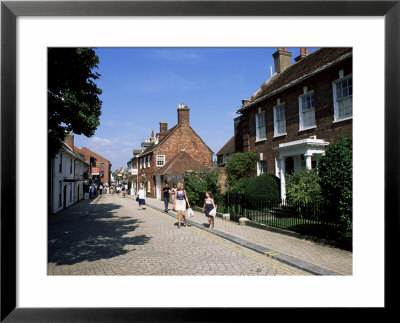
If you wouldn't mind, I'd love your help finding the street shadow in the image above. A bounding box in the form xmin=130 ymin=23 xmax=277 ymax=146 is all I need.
xmin=48 ymin=202 xmax=151 ymax=266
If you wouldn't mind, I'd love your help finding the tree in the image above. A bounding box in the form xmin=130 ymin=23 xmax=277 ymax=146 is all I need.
xmin=184 ymin=167 xmax=221 ymax=207
xmin=318 ymin=135 xmax=352 ymax=238
xmin=48 ymin=48 xmax=102 ymax=158
xmin=225 ymin=151 xmax=258 ymax=192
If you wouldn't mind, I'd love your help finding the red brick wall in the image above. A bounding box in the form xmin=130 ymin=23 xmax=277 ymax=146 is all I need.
xmin=76 ymin=147 xmax=112 ymax=185
xmin=139 ymin=124 xmax=213 ymax=197
xmin=236 ymin=58 xmax=353 ymax=175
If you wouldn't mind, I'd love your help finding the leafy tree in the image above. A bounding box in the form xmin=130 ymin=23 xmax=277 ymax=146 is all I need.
xmin=286 ymin=168 xmax=323 ymax=204
xmin=318 ymin=135 xmax=352 ymax=239
xmin=48 ymin=48 xmax=102 ymax=158
xmin=225 ymin=151 xmax=258 ymax=192
xmin=183 ymin=167 xmax=221 ymax=207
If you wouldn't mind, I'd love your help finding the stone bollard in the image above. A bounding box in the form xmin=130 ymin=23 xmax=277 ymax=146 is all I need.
xmin=238 ymin=217 xmax=248 ymax=226
xmin=222 ymin=213 xmax=230 ymax=221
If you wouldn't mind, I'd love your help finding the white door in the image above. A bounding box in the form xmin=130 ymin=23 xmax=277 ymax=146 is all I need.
xmin=155 ymin=175 xmax=161 ymax=200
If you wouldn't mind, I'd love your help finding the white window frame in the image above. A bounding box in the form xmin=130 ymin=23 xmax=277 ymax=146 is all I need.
xmin=332 ymin=72 xmax=353 ymax=122
xmin=147 ymin=180 xmax=151 ymax=193
xmin=255 ymin=108 xmax=266 ymax=141
xmin=257 ymin=160 xmax=267 ymax=175
xmin=143 ymin=157 xmax=146 ymax=168
xmin=298 ymin=89 xmax=316 ymax=131
xmin=156 ymin=155 xmax=165 ymax=167
xmin=273 ymin=102 xmax=287 ymax=137
xmin=148 ymin=155 xmax=151 ymax=168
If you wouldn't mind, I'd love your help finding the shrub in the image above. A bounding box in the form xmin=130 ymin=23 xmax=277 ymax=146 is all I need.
xmin=183 ymin=167 xmax=221 ymax=207
xmin=229 ymin=177 xmax=252 ymax=194
xmin=286 ymin=168 xmax=323 ymax=204
xmin=225 ymin=151 xmax=258 ymax=192
xmin=246 ymin=174 xmax=280 ymax=201
xmin=318 ymin=135 xmax=352 ymax=241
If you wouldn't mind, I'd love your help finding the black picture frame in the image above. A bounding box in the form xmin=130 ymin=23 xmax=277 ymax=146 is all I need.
xmin=1 ymin=0 xmax=398 ymax=321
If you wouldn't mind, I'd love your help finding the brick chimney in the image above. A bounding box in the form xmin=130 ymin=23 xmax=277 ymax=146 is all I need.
xmin=158 ymin=122 xmax=168 ymax=141
xmin=295 ymin=47 xmax=309 ymax=62
xmin=64 ymin=133 xmax=74 ymax=151
xmin=177 ymin=103 xmax=190 ymax=126
xmin=272 ymin=48 xmax=292 ymax=73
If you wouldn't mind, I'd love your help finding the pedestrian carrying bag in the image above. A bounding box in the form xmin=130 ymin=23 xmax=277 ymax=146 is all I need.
xmin=209 ymin=208 xmax=217 ymax=217
xmin=186 ymin=208 xmax=194 ymax=218
xmin=136 ymin=196 xmax=139 ymax=202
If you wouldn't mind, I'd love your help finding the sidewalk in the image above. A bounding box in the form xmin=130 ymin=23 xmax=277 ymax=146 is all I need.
xmin=48 ymin=195 xmax=102 ymax=225
xmin=128 ymin=195 xmax=352 ymax=276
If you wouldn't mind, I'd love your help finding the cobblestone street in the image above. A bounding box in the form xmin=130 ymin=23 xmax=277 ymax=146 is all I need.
xmin=48 ymin=195 xmax=310 ymax=276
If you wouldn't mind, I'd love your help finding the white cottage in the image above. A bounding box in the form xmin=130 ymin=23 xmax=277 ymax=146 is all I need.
xmin=50 ymin=137 xmax=89 ymax=214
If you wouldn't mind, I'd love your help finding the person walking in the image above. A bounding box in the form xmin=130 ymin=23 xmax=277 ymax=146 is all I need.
xmin=89 ymin=185 xmax=95 ymax=199
xmin=173 ymin=182 xmax=190 ymax=229
xmin=163 ymin=182 xmax=171 ymax=212
xmin=137 ymin=185 xmax=146 ymax=210
xmin=171 ymin=184 xmax=177 ymax=205
xmin=121 ymin=185 xmax=126 ymax=198
xmin=202 ymin=192 xmax=216 ymax=229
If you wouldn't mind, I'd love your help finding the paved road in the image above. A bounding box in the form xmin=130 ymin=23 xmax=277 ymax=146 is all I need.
xmin=48 ymin=194 xmax=310 ymax=276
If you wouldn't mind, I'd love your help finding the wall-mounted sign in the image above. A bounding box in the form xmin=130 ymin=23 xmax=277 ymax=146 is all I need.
xmin=91 ymin=167 xmax=100 ymax=175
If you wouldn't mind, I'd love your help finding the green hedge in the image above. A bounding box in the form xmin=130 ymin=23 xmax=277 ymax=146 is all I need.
xmin=246 ymin=174 xmax=280 ymax=200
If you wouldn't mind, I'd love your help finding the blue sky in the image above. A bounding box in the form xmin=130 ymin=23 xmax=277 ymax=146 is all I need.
xmin=73 ymin=47 xmax=318 ymax=170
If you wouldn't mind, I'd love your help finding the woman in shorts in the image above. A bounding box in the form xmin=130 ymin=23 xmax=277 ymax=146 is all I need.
xmin=202 ymin=192 xmax=216 ymax=229
xmin=173 ymin=182 xmax=190 ymax=229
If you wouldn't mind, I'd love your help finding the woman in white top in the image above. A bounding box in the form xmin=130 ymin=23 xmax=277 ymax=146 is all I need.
xmin=173 ymin=182 xmax=190 ymax=229
xmin=137 ymin=185 xmax=146 ymax=210
xmin=202 ymin=192 xmax=216 ymax=229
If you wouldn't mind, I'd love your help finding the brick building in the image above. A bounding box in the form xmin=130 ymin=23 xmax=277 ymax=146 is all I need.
xmin=232 ymin=47 xmax=352 ymax=198
xmin=135 ymin=104 xmax=213 ymax=199
xmin=74 ymin=146 xmax=112 ymax=186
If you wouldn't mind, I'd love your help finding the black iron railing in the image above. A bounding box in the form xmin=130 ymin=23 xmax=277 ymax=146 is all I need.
xmin=216 ymin=192 xmax=350 ymax=247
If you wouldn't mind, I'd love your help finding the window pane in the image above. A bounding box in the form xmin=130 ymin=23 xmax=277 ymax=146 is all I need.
xmin=303 ymin=109 xmax=315 ymax=127
xmin=257 ymin=113 xmax=265 ymax=126
xmin=258 ymin=125 xmax=266 ymax=139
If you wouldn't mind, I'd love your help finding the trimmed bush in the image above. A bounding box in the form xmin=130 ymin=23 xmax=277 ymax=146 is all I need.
xmin=246 ymin=174 xmax=280 ymax=201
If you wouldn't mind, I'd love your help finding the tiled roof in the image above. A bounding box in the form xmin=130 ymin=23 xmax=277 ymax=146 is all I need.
xmin=216 ymin=136 xmax=235 ymax=156
xmin=61 ymin=143 xmax=88 ymax=165
xmin=239 ymin=47 xmax=352 ymax=112
xmin=156 ymin=150 xmax=208 ymax=175
xmin=138 ymin=125 xmax=178 ymax=157
xmin=75 ymin=146 xmax=111 ymax=163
